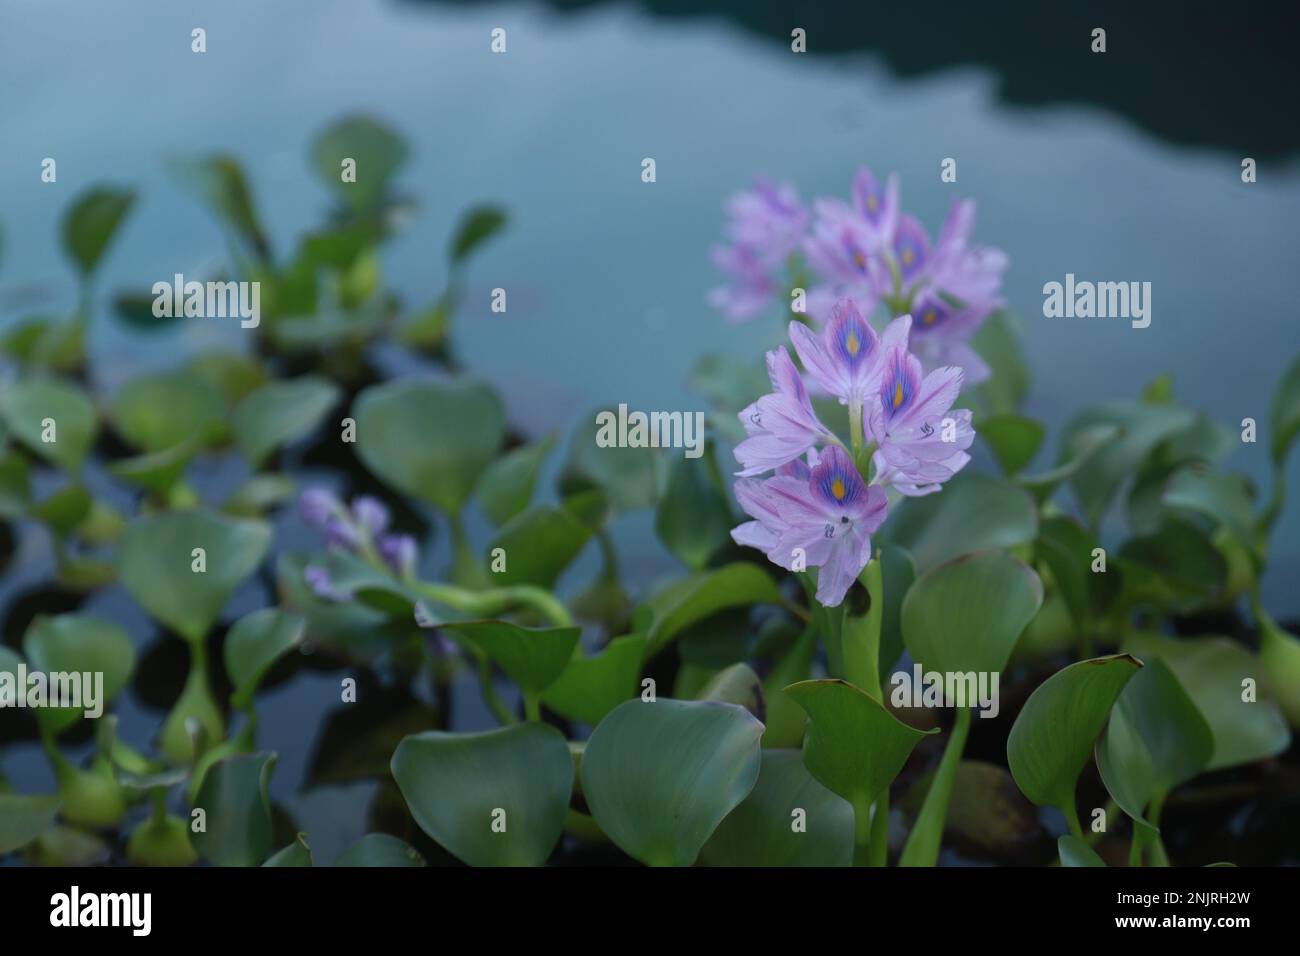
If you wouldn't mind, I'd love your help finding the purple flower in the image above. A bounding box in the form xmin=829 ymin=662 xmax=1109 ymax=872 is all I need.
xmin=889 ymin=214 xmax=931 ymax=288
xmin=734 ymin=347 xmax=835 ymax=476
xmin=324 ymin=516 xmax=361 ymax=551
xmin=299 ymin=488 xmax=342 ymax=529
xmin=909 ymin=291 xmax=994 ymax=385
xmin=788 ymin=300 xmax=910 ymax=410
xmin=708 ymin=177 xmax=808 ymax=323
xmin=731 ymin=445 xmax=887 ymax=607
xmin=304 ymin=564 xmax=349 ymax=601
xmin=378 ymin=533 xmax=418 ymax=577
xmin=351 ymin=496 xmax=391 ymax=536
xmin=867 ymin=346 xmax=974 ymax=495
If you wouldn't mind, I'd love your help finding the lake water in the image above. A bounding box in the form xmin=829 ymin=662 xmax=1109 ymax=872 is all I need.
xmin=2 ymin=0 xmax=1298 ymax=862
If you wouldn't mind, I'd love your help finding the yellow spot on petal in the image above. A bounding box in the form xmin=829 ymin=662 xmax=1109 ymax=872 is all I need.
xmin=846 ymin=331 xmax=860 ymax=355
xmin=893 ymin=382 xmax=905 ymax=409
xmin=923 ymin=309 xmax=937 ymax=326
xmin=901 ymin=248 xmax=914 ymax=266
xmin=831 ymin=477 xmax=846 ymax=500
xmin=867 ymin=194 xmax=878 ymax=211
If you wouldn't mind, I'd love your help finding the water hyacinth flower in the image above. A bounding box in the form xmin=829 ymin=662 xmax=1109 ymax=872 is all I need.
xmin=729 ymin=298 xmax=974 ymax=606
xmin=298 ymin=488 xmax=420 ymax=600
xmin=868 ymin=346 xmax=975 ymax=496
xmin=708 ymin=177 xmax=808 ymax=323
xmin=733 ymin=445 xmax=887 ymax=607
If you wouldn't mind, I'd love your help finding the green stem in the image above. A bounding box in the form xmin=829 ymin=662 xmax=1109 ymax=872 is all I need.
xmin=868 ymin=792 xmax=890 ymax=866
xmin=1146 ymin=793 xmax=1170 ymax=866
xmin=415 ymin=581 xmax=572 ymax=628
xmin=852 ymin=796 xmax=874 ymax=866
xmin=840 ymin=559 xmax=883 ymax=697
xmin=523 ymin=691 xmax=541 ymax=723
xmin=1062 ymin=798 xmax=1085 ymax=840
xmin=899 ymin=705 xmax=972 ymax=866
xmin=476 ymin=652 xmax=517 ymax=726
xmin=1261 ymin=461 xmax=1286 ymax=533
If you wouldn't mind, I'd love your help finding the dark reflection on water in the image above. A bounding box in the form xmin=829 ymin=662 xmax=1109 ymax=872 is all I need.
xmin=409 ymin=0 xmax=1300 ymax=157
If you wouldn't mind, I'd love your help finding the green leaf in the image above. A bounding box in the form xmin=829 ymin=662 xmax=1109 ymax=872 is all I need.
xmin=1162 ymin=467 xmax=1257 ymax=546
xmin=112 ymin=290 xmax=181 ymax=331
xmin=354 ymin=378 xmax=505 ymax=514
xmin=224 ymin=608 xmax=305 ymax=710
xmin=0 ymin=793 xmax=60 ymax=854
xmin=263 ymin=833 xmax=313 ymax=867
xmin=1058 ymin=834 xmax=1106 ymax=867
xmin=654 ymin=445 xmax=733 ymax=569
xmin=169 ymin=156 xmax=269 ymax=259
xmin=1270 ymin=355 xmax=1300 ymax=466
xmin=1035 ymin=515 xmax=1111 ymax=630
xmin=391 ymin=723 xmax=573 ymax=867
xmin=0 ymin=378 xmax=97 ymax=471
xmin=231 ymin=376 xmax=339 ymax=468
xmin=1017 ymin=423 xmax=1117 ymax=503
xmin=696 ymin=662 xmax=764 ymax=720
xmin=1123 ymin=633 xmax=1289 ymax=769
xmin=887 ymin=472 xmax=1038 ymax=572
xmin=1118 ymin=515 xmax=1227 ymax=600
xmin=1096 ymin=659 xmax=1213 ymax=826
xmin=119 ymin=510 xmax=272 ymax=643
xmin=785 ymin=679 xmax=935 ymax=809
xmin=641 ymin=563 xmax=782 ymax=658
xmin=107 ymin=439 xmax=199 ymax=494
xmin=1258 ymin=610 xmax=1300 ymax=729
xmin=1064 ymin=401 xmax=1197 ymax=527
xmin=334 ymin=833 xmax=425 ymax=867
xmin=62 ymin=187 xmax=135 ymax=275
xmin=449 ymin=205 xmax=507 ymax=263
xmin=222 ymin=473 xmax=297 ymax=518
xmin=541 ymin=633 xmax=646 ymax=726
xmin=979 ymin=414 xmax=1045 ymax=476
xmin=903 ymin=550 xmax=1043 ymax=677
xmin=561 ymin=411 xmax=658 ymax=511
xmin=1007 ymin=655 xmax=1142 ymax=814
xmin=191 ymin=752 xmax=277 ymax=867
xmin=109 ymin=371 xmax=227 ymax=453
xmin=700 ymin=749 xmax=853 ymax=866
xmin=487 ymin=505 xmax=590 ymax=588
xmin=581 ymin=698 xmax=763 ymax=866
xmin=965 ymin=311 xmax=1029 ymax=417
xmin=478 ymin=434 xmax=555 ymax=526
xmin=31 ymin=484 xmax=91 ymax=537
xmin=312 ymin=116 xmax=409 ymax=212
xmin=22 ymin=614 xmax=135 ymax=734
xmin=441 ymin=620 xmax=580 ymax=695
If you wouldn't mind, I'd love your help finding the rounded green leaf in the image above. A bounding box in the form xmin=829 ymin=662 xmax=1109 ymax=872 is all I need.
xmin=192 ymin=752 xmax=277 ymax=867
xmin=700 ymin=749 xmax=853 ymax=866
xmin=391 ymin=723 xmax=573 ymax=867
xmin=22 ymin=614 xmax=135 ymax=734
xmin=1123 ymin=632 xmax=1290 ymax=769
xmin=224 ymin=608 xmax=305 ymax=710
xmin=263 ymin=833 xmax=313 ymax=867
xmin=654 ymin=446 xmax=733 ymax=569
xmin=478 ymin=434 xmax=555 ymax=526
xmin=887 ymin=472 xmax=1038 ymax=572
xmin=232 ymin=376 xmax=339 ymax=468
xmin=561 ymin=411 xmax=658 ymax=511
xmin=488 ymin=505 xmax=590 ymax=588
xmin=62 ymin=187 xmax=135 ymax=275
xmin=0 ymin=378 xmax=97 ymax=471
xmin=119 ymin=510 xmax=272 ymax=643
xmin=110 ymin=371 xmax=227 ymax=453
xmin=581 ymin=698 xmax=763 ymax=866
xmin=354 ymin=378 xmax=505 ymax=514
xmin=1007 ymin=655 xmax=1142 ymax=812
xmin=312 ymin=116 xmax=408 ymax=212
xmin=785 ymin=679 xmax=936 ymax=808
xmin=902 ymin=550 xmax=1043 ymax=677
xmin=441 ymin=620 xmax=580 ymax=695
xmin=541 ymin=633 xmax=646 ymax=727
xmin=449 ymin=205 xmax=507 ymax=263
xmin=168 ymin=156 xmax=268 ymax=259
xmin=1096 ymin=658 xmax=1213 ymax=825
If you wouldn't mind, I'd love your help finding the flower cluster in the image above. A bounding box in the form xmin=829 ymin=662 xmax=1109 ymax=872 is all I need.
xmin=730 ymin=300 xmax=974 ymax=607
xmin=710 ymin=168 xmax=1007 ymax=384
xmin=299 ymin=489 xmax=418 ymax=599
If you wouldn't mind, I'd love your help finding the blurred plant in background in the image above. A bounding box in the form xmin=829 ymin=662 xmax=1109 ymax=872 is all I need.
xmin=0 ymin=142 xmax=1298 ymax=869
